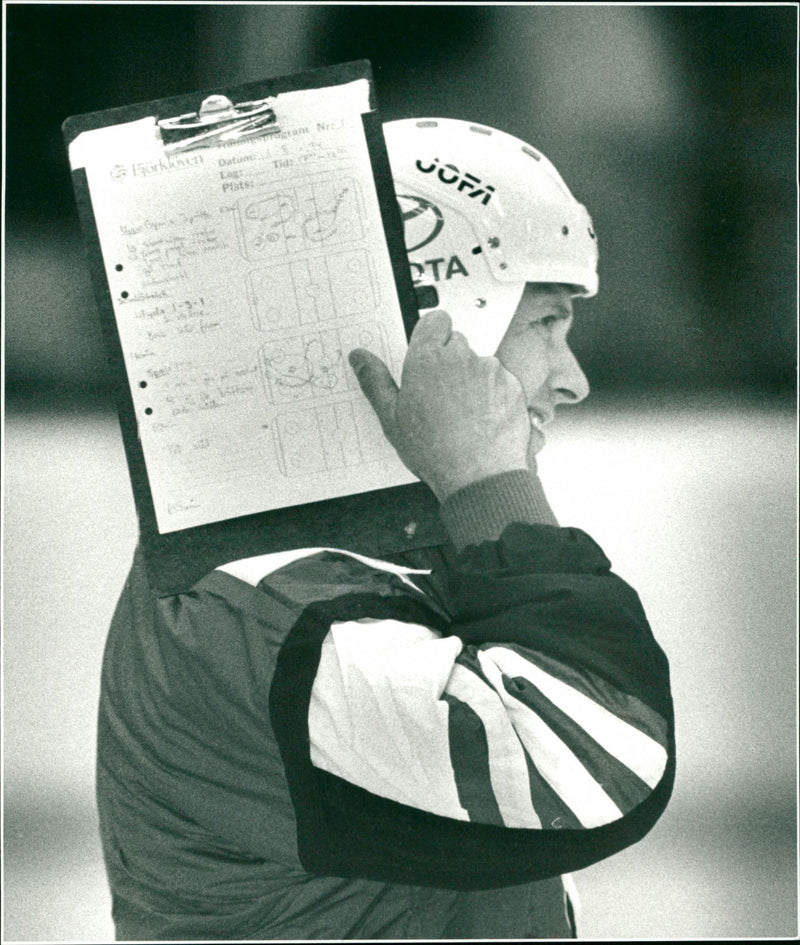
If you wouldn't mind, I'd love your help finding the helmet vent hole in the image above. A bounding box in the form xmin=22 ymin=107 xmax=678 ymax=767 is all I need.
xmin=562 ymin=226 xmax=570 ymax=236
xmin=469 ymin=125 xmax=492 ymax=135
xmin=522 ymin=146 xmax=542 ymax=161
xmin=416 ymin=120 xmax=438 ymax=128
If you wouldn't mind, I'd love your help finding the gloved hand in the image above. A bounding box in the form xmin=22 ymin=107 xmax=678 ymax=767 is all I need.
xmin=349 ymin=310 xmax=530 ymax=502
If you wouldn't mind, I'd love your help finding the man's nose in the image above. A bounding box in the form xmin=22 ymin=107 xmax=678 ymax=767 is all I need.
xmin=550 ymin=343 xmax=590 ymax=405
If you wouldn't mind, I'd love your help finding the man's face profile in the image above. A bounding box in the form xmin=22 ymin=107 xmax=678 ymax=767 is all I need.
xmin=494 ymin=282 xmax=590 ymax=460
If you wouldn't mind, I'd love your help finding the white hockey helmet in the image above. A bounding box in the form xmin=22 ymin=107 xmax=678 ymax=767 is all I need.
xmin=383 ymin=118 xmax=599 ymax=355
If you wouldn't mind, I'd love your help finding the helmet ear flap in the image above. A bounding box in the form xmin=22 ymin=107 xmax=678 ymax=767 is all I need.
xmin=394 ymin=186 xmax=524 ymax=355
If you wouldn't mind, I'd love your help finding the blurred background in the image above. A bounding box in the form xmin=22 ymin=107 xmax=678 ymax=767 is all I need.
xmin=4 ymin=3 xmax=797 ymax=940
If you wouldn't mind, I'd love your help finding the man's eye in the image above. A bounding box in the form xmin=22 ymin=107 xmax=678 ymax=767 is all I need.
xmin=535 ymin=315 xmax=559 ymax=328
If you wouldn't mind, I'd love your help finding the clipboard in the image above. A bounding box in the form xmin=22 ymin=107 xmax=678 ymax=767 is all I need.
xmin=63 ymin=61 xmax=445 ymax=596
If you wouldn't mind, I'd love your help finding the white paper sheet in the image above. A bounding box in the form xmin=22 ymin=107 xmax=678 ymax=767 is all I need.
xmin=70 ymin=81 xmax=416 ymax=533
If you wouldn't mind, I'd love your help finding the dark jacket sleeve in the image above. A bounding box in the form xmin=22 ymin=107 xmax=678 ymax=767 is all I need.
xmin=269 ymin=478 xmax=675 ymax=891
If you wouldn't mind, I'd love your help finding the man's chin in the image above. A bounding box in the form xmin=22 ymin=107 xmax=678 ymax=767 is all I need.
xmin=527 ymin=436 xmax=544 ymax=473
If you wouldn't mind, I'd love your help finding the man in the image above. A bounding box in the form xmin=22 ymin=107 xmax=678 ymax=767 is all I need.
xmin=96 ymin=118 xmax=674 ymax=940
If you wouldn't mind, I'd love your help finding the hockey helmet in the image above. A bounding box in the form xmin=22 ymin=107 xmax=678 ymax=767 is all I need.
xmin=383 ymin=118 xmax=598 ymax=355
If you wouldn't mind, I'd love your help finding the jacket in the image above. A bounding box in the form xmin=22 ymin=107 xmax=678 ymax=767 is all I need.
xmin=96 ymin=471 xmax=675 ymax=939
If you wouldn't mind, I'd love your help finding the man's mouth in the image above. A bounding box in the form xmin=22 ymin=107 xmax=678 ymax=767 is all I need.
xmin=528 ymin=409 xmax=550 ymax=433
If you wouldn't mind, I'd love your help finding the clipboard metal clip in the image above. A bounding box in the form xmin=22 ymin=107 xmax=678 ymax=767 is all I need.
xmin=157 ymin=94 xmax=280 ymax=154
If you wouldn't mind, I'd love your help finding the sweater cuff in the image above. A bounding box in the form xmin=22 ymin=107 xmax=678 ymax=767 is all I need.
xmin=438 ymin=470 xmax=559 ymax=552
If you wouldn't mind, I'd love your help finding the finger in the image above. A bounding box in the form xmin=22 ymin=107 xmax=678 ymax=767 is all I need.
xmin=348 ymin=348 xmax=398 ymax=429
xmin=446 ymin=329 xmax=471 ymax=353
xmin=408 ymin=309 xmax=452 ymax=350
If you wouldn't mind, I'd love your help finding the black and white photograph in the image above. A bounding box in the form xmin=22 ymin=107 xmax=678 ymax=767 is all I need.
xmin=3 ymin=3 xmax=797 ymax=941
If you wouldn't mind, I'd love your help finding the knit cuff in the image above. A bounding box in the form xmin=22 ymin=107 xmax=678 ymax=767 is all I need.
xmin=439 ymin=470 xmax=559 ymax=552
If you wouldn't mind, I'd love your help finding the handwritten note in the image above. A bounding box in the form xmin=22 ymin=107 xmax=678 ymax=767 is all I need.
xmin=70 ymin=81 xmax=415 ymax=533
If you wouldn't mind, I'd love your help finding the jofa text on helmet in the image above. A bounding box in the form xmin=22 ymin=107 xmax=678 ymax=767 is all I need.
xmin=415 ymin=158 xmax=495 ymax=205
